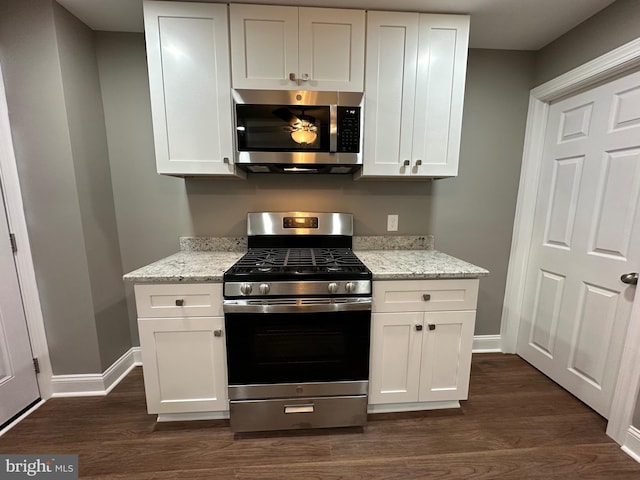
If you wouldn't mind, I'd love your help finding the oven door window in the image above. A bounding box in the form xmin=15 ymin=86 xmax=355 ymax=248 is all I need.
xmin=235 ymin=104 xmax=330 ymax=152
xmin=225 ymin=310 xmax=370 ymax=385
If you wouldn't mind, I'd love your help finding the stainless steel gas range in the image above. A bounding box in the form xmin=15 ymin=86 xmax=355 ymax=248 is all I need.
xmin=223 ymin=212 xmax=372 ymax=433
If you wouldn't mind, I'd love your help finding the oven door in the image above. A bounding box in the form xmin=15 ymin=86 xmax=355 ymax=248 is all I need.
xmin=224 ymin=302 xmax=371 ymax=400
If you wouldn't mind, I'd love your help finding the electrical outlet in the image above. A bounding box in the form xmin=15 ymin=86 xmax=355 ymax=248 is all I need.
xmin=387 ymin=214 xmax=399 ymax=232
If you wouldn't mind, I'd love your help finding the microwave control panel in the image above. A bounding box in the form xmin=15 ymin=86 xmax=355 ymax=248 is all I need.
xmin=337 ymin=107 xmax=361 ymax=153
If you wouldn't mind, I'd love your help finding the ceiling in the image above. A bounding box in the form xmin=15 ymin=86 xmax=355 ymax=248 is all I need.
xmin=55 ymin=0 xmax=617 ymax=51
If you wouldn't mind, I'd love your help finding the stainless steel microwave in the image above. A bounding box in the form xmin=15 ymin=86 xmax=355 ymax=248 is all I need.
xmin=232 ymin=89 xmax=363 ymax=174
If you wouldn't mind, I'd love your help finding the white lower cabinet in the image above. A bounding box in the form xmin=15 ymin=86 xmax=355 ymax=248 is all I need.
xmin=369 ymin=279 xmax=478 ymax=411
xmin=135 ymin=284 xmax=228 ymax=419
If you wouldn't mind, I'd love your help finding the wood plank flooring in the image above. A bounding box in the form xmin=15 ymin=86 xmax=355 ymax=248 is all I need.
xmin=1 ymin=353 xmax=639 ymax=479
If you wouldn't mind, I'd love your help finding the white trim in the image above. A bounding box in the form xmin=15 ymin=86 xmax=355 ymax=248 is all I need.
xmin=51 ymin=347 xmax=141 ymax=397
xmin=607 ymin=282 xmax=640 ymax=443
xmin=622 ymin=426 xmax=640 ymax=464
xmin=501 ymin=36 xmax=640 ymax=446
xmin=0 ymin=58 xmax=53 ymax=399
xmin=0 ymin=399 xmax=45 ymax=438
xmin=472 ymin=334 xmax=502 ymax=353
xmin=157 ymin=411 xmax=229 ymax=422
xmin=368 ymin=400 xmax=460 ymax=414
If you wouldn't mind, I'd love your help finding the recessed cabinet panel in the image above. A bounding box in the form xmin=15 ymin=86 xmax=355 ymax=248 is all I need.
xmin=230 ymin=5 xmax=364 ymax=91
xmin=229 ymin=4 xmax=298 ymax=88
xmin=359 ymin=12 xmax=469 ymax=178
xmin=370 ymin=279 xmax=478 ymax=408
xmin=138 ymin=316 xmax=228 ymax=414
xmin=135 ymin=283 xmax=223 ymax=318
xmin=419 ymin=311 xmax=475 ymax=401
xmin=369 ymin=312 xmax=423 ymax=404
xmin=143 ymin=1 xmax=237 ymax=176
xmin=298 ymin=8 xmax=365 ymax=91
xmin=372 ymin=279 xmax=479 ymax=313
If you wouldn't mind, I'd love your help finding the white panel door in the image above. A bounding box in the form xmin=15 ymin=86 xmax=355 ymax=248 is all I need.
xmin=411 ymin=14 xmax=469 ymax=177
xmin=298 ymin=8 xmax=365 ymax=92
xmin=144 ymin=1 xmax=235 ymax=176
xmin=138 ymin=316 xmax=228 ymax=414
xmin=0 ymin=188 xmax=39 ymax=426
xmin=517 ymin=69 xmax=640 ymax=417
xmin=362 ymin=11 xmax=419 ymax=177
xmin=369 ymin=312 xmax=423 ymax=404
xmin=419 ymin=311 xmax=475 ymax=401
xmin=229 ymin=4 xmax=298 ymax=89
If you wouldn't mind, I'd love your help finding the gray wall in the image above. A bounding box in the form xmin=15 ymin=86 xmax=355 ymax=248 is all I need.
xmin=534 ymin=0 xmax=640 ymax=432
xmin=0 ymin=0 xmax=129 ymax=374
xmin=95 ymin=31 xmax=536 ymax=343
xmin=429 ymin=49 xmax=535 ymax=335
xmin=534 ymin=0 xmax=640 ymax=85
xmin=53 ymin=3 xmax=131 ymax=370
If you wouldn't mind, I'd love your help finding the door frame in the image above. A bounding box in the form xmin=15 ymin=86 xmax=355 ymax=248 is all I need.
xmin=501 ymin=37 xmax=640 ymax=445
xmin=0 ymin=61 xmax=53 ymax=400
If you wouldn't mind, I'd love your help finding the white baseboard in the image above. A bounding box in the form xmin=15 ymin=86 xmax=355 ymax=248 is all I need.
xmin=368 ymin=400 xmax=460 ymax=414
xmin=51 ymin=347 xmax=142 ymax=397
xmin=472 ymin=334 xmax=502 ymax=353
xmin=622 ymin=426 xmax=640 ymax=464
xmin=157 ymin=411 xmax=229 ymax=422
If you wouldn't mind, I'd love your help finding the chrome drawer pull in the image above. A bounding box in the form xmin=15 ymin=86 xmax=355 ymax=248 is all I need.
xmin=284 ymin=404 xmax=314 ymax=414
xmin=213 ymin=329 xmax=223 ymax=337
xmin=422 ymin=294 xmax=431 ymax=301
xmin=175 ymin=299 xmax=184 ymax=307
xmin=428 ymin=324 xmax=436 ymax=331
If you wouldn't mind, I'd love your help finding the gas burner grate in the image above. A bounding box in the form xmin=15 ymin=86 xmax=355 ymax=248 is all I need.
xmin=228 ymin=248 xmax=369 ymax=275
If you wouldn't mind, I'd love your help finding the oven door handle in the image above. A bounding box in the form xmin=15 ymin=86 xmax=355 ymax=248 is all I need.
xmin=223 ymin=298 xmax=372 ymax=314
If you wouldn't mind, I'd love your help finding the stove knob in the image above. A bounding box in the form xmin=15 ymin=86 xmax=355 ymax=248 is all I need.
xmin=345 ymin=282 xmax=356 ymax=293
xmin=328 ymin=282 xmax=339 ymax=294
xmin=259 ymin=283 xmax=271 ymax=295
xmin=240 ymin=283 xmax=253 ymax=295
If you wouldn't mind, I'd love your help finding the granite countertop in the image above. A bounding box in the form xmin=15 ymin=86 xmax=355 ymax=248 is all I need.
xmin=123 ymin=235 xmax=489 ymax=283
xmin=123 ymin=251 xmax=243 ymax=283
xmin=355 ymin=250 xmax=489 ymax=280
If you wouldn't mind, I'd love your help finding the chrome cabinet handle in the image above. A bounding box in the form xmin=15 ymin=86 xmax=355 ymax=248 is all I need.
xmin=213 ymin=329 xmax=223 ymax=337
xmin=289 ymin=72 xmax=296 ymax=81
xmin=415 ymin=159 xmax=422 ymax=166
xmin=415 ymin=324 xmax=423 ymax=331
xmin=403 ymin=160 xmax=410 ymax=166
xmin=223 ymin=157 xmax=229 ymax=164
xmin=620 ymin=272 xmax=638 ymax=285
xmin=289 ymin=73 xmax=310 ymax=82
xmin=422 ymin=294 xmax=431 ymax=301
xmin=175 ymin=299 xmax=184 ymax=307
xmin=428 ymin=324 xmax=436 ymax=331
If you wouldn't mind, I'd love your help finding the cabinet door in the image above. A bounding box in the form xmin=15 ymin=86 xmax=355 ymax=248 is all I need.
xmin=229 ymin=4 xmax=298 ymax=89
xmin=298 ymin=8 xmax=365 ymax=92
xmin=143 ymin=1 xmax=236 ymax=176
xmin=369 ymin=312 xmax=423 ymax=404
xmin=411 ymin=14 xmax=470 ymax=177
xmin=418 ymin=311 xmax=475 ymax=401
xmin=138 ymin=316 xmax=228 ymax=414
xmin=361 ymin=11 xmax=419 ymax=177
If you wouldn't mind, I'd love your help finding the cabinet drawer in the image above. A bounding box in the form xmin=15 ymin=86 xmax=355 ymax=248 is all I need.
xmin=372 ymin=279 xmax=478 ymax=313
xmin=135 ymin=283 xmax=223 ymax=318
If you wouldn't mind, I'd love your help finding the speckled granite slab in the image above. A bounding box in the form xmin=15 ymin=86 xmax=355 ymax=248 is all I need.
xmin=179 ymin=235 xmax=433 ymax=252
xmin=353 ymin=235 xmax=434 ymax=251
xmin=354 ymin=250 xmax=489 ymax=280
xmin=179 ymin=237 xmax=247 ymax=252
xmin=122 ymin=251 xmax=243 ymax=283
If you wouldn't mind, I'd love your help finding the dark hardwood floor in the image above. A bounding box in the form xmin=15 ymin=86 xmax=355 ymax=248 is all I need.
xmin=1 ymin=353 xmax=639 ymax=479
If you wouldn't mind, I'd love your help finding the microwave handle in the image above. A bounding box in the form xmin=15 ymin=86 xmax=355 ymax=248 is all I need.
xmin=329 ymin=105 xmax=337 ymax=153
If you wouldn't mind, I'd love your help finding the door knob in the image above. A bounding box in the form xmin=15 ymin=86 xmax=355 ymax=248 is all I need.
xmin=620 ymin=272 xmax=638 ymax=285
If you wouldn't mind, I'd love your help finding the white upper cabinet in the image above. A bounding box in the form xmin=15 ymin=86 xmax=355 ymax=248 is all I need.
xmin=230 ymin=4 xmax=365 ymax=91
xmin=359 ymin=12 xmax=470 ymax=178
xmin=143 ymin=1 xmax=241 ymax=177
